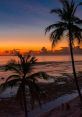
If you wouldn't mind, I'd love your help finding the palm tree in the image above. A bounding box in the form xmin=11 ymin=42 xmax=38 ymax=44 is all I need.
xmin=45 ymin=0 xmax=82 ymax=103
xmin=0 ymin=52 xmax=47 ymax=117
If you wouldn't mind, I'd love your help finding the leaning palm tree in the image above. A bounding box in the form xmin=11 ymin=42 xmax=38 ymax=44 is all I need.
xmin=0 ymin=52 xmax=47 ymax=117
xmin=45 ymin=0 xmax=82 ymax=103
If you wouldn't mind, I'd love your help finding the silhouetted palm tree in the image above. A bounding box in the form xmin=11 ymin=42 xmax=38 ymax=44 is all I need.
xmin=45 ymin=0 xmax=82 ymax=103
xmin=0 ymin=52 xmax=47 ymax=117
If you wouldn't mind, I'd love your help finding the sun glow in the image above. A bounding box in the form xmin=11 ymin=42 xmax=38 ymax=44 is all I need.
xmin=0 ymin=32 xmax=81 ymax=55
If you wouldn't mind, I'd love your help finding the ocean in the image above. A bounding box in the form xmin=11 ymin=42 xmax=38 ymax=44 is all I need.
xmin=0 ymin=55 xmax=82 ymax=79
xmin=0 ymin=55 xmax=82 ymax=98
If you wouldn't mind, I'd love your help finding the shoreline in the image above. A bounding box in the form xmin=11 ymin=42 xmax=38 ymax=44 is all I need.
xmin=0 ymin=59 xmax=82 ymax=67
xmin=39 ymin=96 xmax=81 ymax=117
xmin=0 ymin=71 xmax=82 ymax=99
xmin=29 ymin=90 xmax=80 ymax=117
xmin=0 ymin=90 xmax=81 ymax=117
xmin=0 ymin=72 xmax=82 ymax=116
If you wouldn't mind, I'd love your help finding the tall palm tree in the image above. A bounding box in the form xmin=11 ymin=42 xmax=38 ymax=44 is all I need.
xmin=45 ymin=0 xmax=82 ymax=103
xmin=0 ymin=52 xmax=47 ymax=117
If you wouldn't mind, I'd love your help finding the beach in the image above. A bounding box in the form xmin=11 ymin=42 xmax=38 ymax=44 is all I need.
xmin=0 ymin=0 xmax=82 ymax=116
xmin=0 ymin=55 xmax=82 ymax=117
xmin=0 ymin=74 xmax=82 ymax=117
xmin=39 ymin=96 xmax=82 ymax=117
xmin=0 ymin=89 xmax=82 ymax=117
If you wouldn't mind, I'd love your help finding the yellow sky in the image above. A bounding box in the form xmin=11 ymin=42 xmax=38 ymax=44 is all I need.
xmin=0 ymin=33 xmax=81 ymax=54
xmin=0 ymin=37 xmax=68 ymax=52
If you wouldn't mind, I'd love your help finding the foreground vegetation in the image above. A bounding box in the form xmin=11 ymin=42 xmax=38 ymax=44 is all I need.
xmin=45 ymin=0 xmax=82 ymax=103
xmin=0 ymin=52 xmax=48 ymax=117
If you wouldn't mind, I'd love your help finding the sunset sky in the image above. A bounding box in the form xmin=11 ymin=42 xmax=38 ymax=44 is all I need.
xmin=0 ymin=0 xmax=82 ymax=52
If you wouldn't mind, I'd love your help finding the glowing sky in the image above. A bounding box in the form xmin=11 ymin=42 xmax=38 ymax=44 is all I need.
xmin=0 ymin=0 xmax=82 ymax=52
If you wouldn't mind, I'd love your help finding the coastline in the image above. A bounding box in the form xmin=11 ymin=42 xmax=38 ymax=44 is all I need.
xmin=0 ymin=76 xmax=82 ymax=117
xmin=39 ymin=96 xmax=81 ymax=117
xmin=0 ymin=59 xmax=82 ymax=116
xmin=0 ymin=90 xmax=81 ymax=117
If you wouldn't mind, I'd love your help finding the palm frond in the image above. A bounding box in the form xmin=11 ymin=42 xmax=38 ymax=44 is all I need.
xmin=30 ymin=56 xmax=37 ymax=64
xmin=45 ymin=0 xmax=82 ymax=48
xmin=24 ymin=54 xmax=31 ymax=62
xmin=50 ymin=27 xmax=65 ymax=48
xmin=45 ymin=22 xmax=67 ymax=34
xmin=0 ymin=78 xmax=21 ymax=93
xmin=14 ymin=52 xmax=37 ymax=76
xmin=51 ymin=8 xmax=63 ymax=16
xmin=5 ymin=63 xmax=21 ymax=74
xmin=3 ymin=59 xmax=20 ymax=73
xmin=79 ymin=2 xmax=82 ymax=5
xmin=45 ymin=24 xmax=57 ymax=34
xmin=75 ymin=18 xmax=82 ymax=25
xmin=71 ymin=24 xmax=82 ymax=44
xmin=27 ymin=71 xmax=48 ymax=80
xmin=6 ymin=75 xmax=20 ymax=82
xmin=74 ymin=32 xmax=81 ymax=44
xmin=61 ymin=0 xmax=70 ymax=9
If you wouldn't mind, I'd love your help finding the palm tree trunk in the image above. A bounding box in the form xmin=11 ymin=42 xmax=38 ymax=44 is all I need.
xmin=22 ymin=85 xmax=28 ymax=117
xmin=69 ymin=31 xmax=82 ymax=103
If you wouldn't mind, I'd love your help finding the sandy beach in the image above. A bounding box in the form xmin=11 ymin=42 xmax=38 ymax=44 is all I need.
xmin=0 ymin=70 xmax=82 ymax=117
xmin=0 ymin=95 xmax=82 ymax=117
xmin=0 ymin=74 xmax=82 ymax=117
xmin=40 ymin=97 xmax=82 ymax=117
